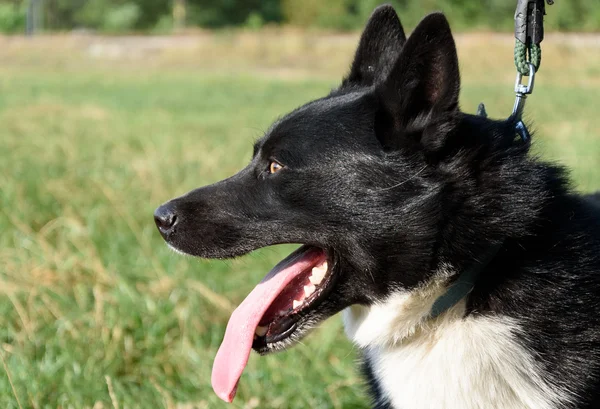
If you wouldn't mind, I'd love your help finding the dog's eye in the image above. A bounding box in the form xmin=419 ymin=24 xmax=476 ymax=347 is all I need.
xmin=269 ymin=161 xmax=283 ymax=174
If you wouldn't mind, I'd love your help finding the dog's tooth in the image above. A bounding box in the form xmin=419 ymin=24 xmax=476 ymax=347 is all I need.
xmin=311 ymin=265 xmax=327 ymax=284
xmin=292 ymin=300 xmax=303 ymax=309
xmin=304 ymin=284 xmax=315 ymax=297
xmin=255 ymin=325 xmax=268 ymax=337
xmin=311 ymin=268 xmax=326 ymax=278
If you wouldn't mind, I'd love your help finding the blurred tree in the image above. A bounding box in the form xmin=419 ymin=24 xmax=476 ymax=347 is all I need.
xmin=0 ymin=1 xmax=25 ymax=33
xmin=173 ymin=0 xmax=185 ymax=30
xmin=136 ymin=0 xmax=170 ymax=29
xmin=545 ymin=0 xmax=590 ymax=32
xmin=281 ymin=0 xmax=358 ymax=29
xmin=186 ymin=0 xmax=281 ymax=28
xmin=0 ymin=0 xmax=597 ymax=33
xmin=102 ymin=2 xmax=141 ymax=32
xmin=49 ymin=0 xmax=169 ymax=31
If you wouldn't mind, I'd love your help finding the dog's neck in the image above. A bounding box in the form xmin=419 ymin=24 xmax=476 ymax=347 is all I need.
xmin=342 ymin=270 xmax=465 ymax=348
xmin=342 ymin=265 xmax=575 ymax=409
xmin=344 ymin=241 xmax=502 ymax=348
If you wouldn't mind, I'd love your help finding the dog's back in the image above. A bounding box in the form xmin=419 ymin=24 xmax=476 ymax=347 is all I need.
xmin=585 ymin=192 xmax=600 ymax=208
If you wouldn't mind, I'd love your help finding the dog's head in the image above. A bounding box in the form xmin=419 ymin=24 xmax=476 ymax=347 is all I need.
xmin=155 ymin=5 xmax=531 ymax=402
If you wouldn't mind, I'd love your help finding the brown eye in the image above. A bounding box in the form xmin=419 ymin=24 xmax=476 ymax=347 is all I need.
xmin=269 ymin=161 xmax=283 ymax=174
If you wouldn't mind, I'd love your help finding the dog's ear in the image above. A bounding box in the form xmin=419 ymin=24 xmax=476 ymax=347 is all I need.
xmin=341 ymin=5 xmax=406 ymax=89
xmin=375 ymin=13 xmax=460 ymax=151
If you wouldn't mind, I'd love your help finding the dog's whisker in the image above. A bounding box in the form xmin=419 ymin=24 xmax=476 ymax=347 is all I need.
xmin=377 ymin=165 xmax=427 ymax=192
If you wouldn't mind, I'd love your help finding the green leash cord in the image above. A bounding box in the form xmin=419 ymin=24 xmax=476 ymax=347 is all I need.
xmin=514 ymin=40 xmax=541 ymax=75
xmin=513 ymin=0 xmax=553 ymax=75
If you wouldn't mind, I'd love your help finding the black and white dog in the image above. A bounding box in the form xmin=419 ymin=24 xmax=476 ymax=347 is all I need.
xmin=155 ymin=5 xmax=600 ymax=408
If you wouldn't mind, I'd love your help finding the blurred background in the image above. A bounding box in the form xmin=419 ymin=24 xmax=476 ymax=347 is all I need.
xmin=0 ymin=1 xmax=598 ymax=408
xmin=1 ymin=0 xmax=600 ymax=33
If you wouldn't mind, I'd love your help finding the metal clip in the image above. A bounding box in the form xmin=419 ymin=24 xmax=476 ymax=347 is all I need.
xmin=476 ymin=103 xmax=488 ymax=118
xmin=512 ymin=63 xmax=536 ymax=143
xmin=515 ymin=121 xmax=530 ymax=143
xmin=512 ymin=62 xmax=536 ymax=119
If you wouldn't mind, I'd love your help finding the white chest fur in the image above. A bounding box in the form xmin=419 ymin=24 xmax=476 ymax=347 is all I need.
xmin=343 ymin=293 xmax=573 ymax=409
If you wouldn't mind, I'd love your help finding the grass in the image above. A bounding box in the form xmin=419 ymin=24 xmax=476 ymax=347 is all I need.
xmin=0 ymin=30 xmax=599 ymax=408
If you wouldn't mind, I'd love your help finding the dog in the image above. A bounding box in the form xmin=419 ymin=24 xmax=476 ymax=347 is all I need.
xmin=154 ymin=5 xmax=600 ymax=408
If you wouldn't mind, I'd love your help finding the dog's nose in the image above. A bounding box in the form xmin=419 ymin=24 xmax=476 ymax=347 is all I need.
xmin=154 ymin=204 xmax=178 ymax=237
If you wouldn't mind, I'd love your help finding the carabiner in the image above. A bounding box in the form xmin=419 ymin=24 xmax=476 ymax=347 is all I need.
xmin=512 ymin=63 xmax=536 ymax=119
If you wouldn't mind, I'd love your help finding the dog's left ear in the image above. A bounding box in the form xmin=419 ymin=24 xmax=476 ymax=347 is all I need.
xmin=375 ymin=13 xmax=460 ymax=151
xmin=341 ymin=5 xmax=406 ymax=89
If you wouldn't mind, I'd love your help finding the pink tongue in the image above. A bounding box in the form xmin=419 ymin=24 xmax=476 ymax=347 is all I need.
xmin=211 ymin=246 xmax=325 ymax=403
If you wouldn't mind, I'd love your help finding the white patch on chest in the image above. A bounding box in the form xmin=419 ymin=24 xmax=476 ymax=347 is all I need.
xmin=343 ymin=288 xmax=574 ymax=409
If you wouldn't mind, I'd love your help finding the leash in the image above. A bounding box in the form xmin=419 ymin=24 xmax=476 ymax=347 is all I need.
xmin=514 ymin=0 xmax=552 ymax=76
xmin=477 ymin=0 xmax=554 ymax=143
xmin=433 ymin=1 xmax=556 ymax=318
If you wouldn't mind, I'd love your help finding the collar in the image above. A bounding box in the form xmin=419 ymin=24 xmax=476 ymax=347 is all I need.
xmin=429 ymin=242 xmax=503 ymax=319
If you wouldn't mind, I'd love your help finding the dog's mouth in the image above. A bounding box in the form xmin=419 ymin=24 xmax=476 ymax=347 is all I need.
xmin=253 ymin=248 xmax=333 ymax=347
xmin=211 ymin=244 xmax=337 ymax=403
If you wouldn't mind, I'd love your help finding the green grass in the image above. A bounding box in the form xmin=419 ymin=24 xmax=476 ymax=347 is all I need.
xmin=0 ymin=32 xmax=599 ymax=409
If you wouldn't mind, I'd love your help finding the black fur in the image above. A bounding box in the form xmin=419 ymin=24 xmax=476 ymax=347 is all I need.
xmin=362 ymin=358 xmax=392 ymax=409
xmin=155 ymin=5 xmax=600 ymax=408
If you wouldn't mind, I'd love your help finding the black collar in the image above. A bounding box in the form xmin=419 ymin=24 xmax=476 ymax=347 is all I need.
xmin=429 ymin=242 xmax=503 ymax=319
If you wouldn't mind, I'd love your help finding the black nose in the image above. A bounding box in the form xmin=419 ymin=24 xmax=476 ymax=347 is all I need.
xmin=154 ymin=203 xmax=178 ymax=237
